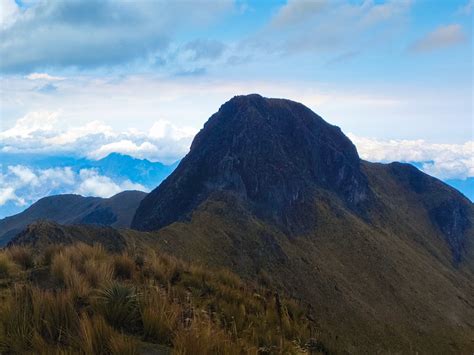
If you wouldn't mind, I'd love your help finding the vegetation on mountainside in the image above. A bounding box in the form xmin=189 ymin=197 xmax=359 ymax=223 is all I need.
xmin=0 ymin=243 xmax=317 ymax=354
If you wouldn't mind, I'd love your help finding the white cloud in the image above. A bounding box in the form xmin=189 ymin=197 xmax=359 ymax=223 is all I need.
xmin=0 ymin=0 xmax=19 ymax=29
xmin=26 ymin=72 xmax=65 ymax=81
xmin=75 ymin=169 xmax=144 ymax=198
xmin=350 ymin=134 xmax=474 ymax=180
xmin=409 ymin=24 xmax=466 ymax=52
xmin=0 ymin=165 xmax=146 ymax=210
xmin=0 ymin=111 xmax=59 ymax=138
xmin=149 ymin=120 xmax=198 ymax=140
xmin=0 ymin=0 xmax=234 ymax=73
xmin=46 ymin=120 xmax=116 ymax=145
xmin=8 ymin=165 xmax=39 ymax=185
xmin=0 ymin=187 xmax=25 ymax=206
xmin=1 ymin=112 xmax=196 ymax=163
xmin=89 ymin=140 xmax=159 ymax=161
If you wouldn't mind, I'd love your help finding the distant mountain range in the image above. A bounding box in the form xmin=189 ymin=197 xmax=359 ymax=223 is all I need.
xmin=0 ymin=153 xmax=176 ymax=218
xmin=4 ymin=94 xmax=474 ymax=353
xmin=0 ymin=152 xmax=177 ymax=187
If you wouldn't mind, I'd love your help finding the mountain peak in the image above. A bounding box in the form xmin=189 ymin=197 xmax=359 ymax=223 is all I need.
xmin=133 ymin=95 xmax=369 ymax=232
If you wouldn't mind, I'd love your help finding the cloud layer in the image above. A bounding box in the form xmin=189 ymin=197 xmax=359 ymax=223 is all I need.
xmin=0 ymin=0 xmax=232 ymax=73
xmin=0 ymin=164 xmax=145 ymax=209
xmin=349 ymin=134 xmax=474 ymax=180
xmin=0 ymin=111 xmax=197 ymax=163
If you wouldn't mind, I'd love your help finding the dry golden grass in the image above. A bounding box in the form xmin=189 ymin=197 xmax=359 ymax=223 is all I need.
xmin=0 ymin=250 xmax=16 ymax=278
xmin=140 ymin=288 xmax=179 ymax=345
xmin=112 ymin=253 xmax=136 ymax=280
xmin=0 ymin=242 xmax=311 ymax=354
xmin=7 ymin=246 xmax=34 ymax=270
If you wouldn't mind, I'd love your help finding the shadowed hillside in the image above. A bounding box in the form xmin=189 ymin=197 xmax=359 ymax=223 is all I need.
xmin=0 ymin=191 xmax=146 ymax=247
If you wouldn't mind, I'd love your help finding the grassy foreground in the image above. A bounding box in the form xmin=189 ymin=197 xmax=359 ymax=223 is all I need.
xmin=0 ymin=243 xmax=316 ymax=354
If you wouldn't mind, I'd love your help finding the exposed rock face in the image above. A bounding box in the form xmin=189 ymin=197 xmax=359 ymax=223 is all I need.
xmin=430 ymin=200 xmax=470 ymax=263
xmin=133 ymin=94 xmax=369 ymax=232
xmin=388 ymin=162 xmax=472 ymax=263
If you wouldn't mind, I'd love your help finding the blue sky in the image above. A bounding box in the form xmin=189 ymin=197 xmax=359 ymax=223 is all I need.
xmin=0 ymin=0 xmax=473 ymax=215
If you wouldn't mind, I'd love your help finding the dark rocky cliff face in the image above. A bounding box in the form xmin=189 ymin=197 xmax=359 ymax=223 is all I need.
xmin=132 ymin=94 xmax=370 ymax=232
xmin=388 ymin=162 xmax=472 ymax=263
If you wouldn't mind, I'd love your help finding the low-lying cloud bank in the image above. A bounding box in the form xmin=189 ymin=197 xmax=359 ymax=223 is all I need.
xmin=0 ymin=111 xmax=197 ymax=164
xmin=1 ymin=112 xmax=471 ymax=181
xmin=1 ymin=116 xmax=472 ymax=218
xmin=349 ymin=134 xmax=474 ymax=180
xmin=0 ymin=165 xmax=145 ymax=207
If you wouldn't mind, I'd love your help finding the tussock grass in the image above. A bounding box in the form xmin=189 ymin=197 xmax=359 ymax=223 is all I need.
xmin=7 ymin=246 xmax=34 ymax=270
xmin=0 ymin=251 xmax=16 ymax=278
xmin=0 ymin=243 xmax=311 ymax=353
xmin=140 ymin=288 xmax=179 ymax=344
xmin=113 ymin=254 xmax=136 ymax=280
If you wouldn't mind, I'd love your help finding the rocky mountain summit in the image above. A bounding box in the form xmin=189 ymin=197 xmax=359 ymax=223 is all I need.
xmin=133 ymin=94 xmax=370 ymax=233
xmin=133 ymin=94 xmax=472 ymax=264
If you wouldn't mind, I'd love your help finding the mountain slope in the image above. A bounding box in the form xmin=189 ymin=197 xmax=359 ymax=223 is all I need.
xmin=0 ymin=190 xmax=146 ymax=246
xmin=131 ymin=94 xmax=474 ymax=353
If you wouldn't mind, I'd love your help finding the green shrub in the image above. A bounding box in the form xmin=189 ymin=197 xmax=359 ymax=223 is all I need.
xmin=95 ymin=282 xmax=140 ymax=332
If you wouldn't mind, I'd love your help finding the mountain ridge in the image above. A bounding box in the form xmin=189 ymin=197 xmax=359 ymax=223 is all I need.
xmin=0 ymin=190 xmax=146 ymax=246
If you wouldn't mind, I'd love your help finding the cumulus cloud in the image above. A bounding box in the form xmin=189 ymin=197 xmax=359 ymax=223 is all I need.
xmin=0 ymin=187 xmax=25 ymax=206
xmin=0 ymin=0 xmax=233 ymax=73
xmin=0 ymin=111 xmax=197 ymax=163
xmin=349 ymin=134 xmax=474 ymax=180
xmin=75 ymin=169 xmax=144 ymax=197
xmin=409 ymin=24 xmax=466 ymax=52
xmin=89 ymin=140 xmax=159 ymax=161
xmin=0 ymin=111 xmax=59 ymax=138
xmin=0 ymin=165 xmax=146 ymax=211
